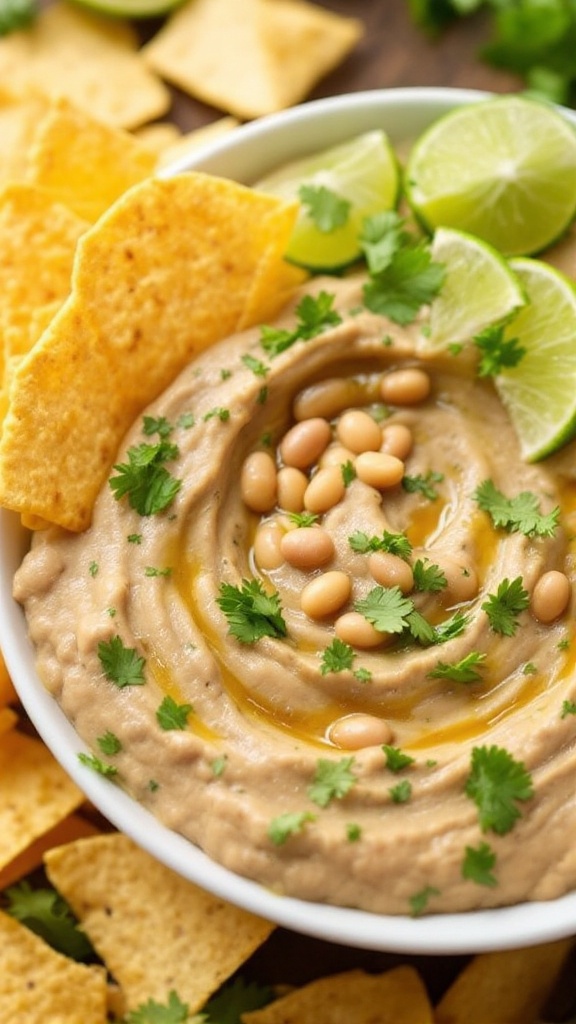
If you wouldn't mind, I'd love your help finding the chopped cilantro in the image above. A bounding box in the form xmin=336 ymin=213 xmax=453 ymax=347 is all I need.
xmin=474 ymin=478 xmax=559 ymax=537
xmin=465 ymin=744 xmax=534 ymax=835
xmin=354 ymin=585 xmax=414 ymax=634
xmin=341 ymin=459 xmax=356 ymax=486
xmin=109 ymin=440 xmax=182 ymax=516
xmin=177 ymin=411 xmax=195 ymax=429
xmin=402 ymin=470 xmax=444 ymax=500
xmin=360 ymin=210 xmax=408 ymax=274
xmin=412 ymin=557 xmax=447 ymax=592
xmin=142 ymin=414 xmax=173 ymax=439
xmin=346 ymin=822 xmax=362 ymax=842
xmin=125 ymin=989 xmax=189 ymax=1024
xmin=144 ymin=565 xmax=173 ymax=577
xmin=217 ymin=579 xmax=287 ymax=644
xmin=260 ymin=290 xmax=342 ymax=357
xmin=241 ymin=352 xmax=269 ymax=377
xmin=127 ymin=533 xmax=143 ymax=544
xmin=287 ymin=510 xmax=320 ymax=527
xmin=405 ymin=608 xmax=436 ymax=645
xmin=156 ymin=694 xmax=193 ymax=731
xmin=307 ymin=756 xmax=357 ymax=807
xmin=4 ymin=882 xmax=94 ymax=960
xmin=203 ymin=406 xmax=230 ymax=422
xmin=561 ymin=699 xmax=576 ymax=718
xmin=433 ymin=611 xmax=469 ymax=643
xmin=299 ymin=182 xmax=351 ymax=232
xmin=523 ymin=661 xmax=537 ymax=675
xmin=267 ymin=810 xmax=316 ymax=845
xmin=382 ymin=744 xmax=415 ymax=772
xmin=409 ymin=884 xmax=440 ymax=917
xmin=97 ymin=730 xmax=122 ymax=755
xmin=482 ymin=576 xmax=529 ymax=636
xmin=473 ymin=323 xmax=526 ymax=377
xmin=320 ymin=638 xmax=355 ymax=675
xmin=98 ymin=635 xmax=146 ymax=687
xmin=462 ymin=841 xmax=498 ymax=887
xmin=389 ymin=778 xmax=412 ymax=803
xmin=77 ymin=752 xmax=118 ymax=778
xmin=354 ymin=666 xmax=372 ymax=683
xmin=202 ymin=977 xmax=274 ymax=1023
xmin=211 ymin=754 xmax=228 ymax=776
xmin=348 ymin=529 xmax=412 ymax=558
xmin=257 ymin=385 xmax=268 ymax=404
xmin=88 ymin=560 xmax=98 ymax=577
xmin=148 ymin=779 xmax=160 ymax=792
xmin=428 ymin=651 xmax=486 ymax=684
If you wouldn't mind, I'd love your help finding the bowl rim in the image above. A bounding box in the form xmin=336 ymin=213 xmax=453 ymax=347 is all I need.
xmin=3 ymin=85 xmax=576 ymax=956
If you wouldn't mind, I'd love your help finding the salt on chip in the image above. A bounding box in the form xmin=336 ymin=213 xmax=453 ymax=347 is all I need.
xmin=0 ymin=730 xmax=84 ymax=873
xmin=435 ymin=939 xmax=575 ymax=1024
xmin=45 ymin=832 xmax=276 ymax=1014
xmin=0 ymin=85 xmax=54 ymax=185
xmin=25 ymin=97 xmax=156 ymax=223
xmin=0 ymin=909 xmax=108 ymax=1024
xmin=0 ymin=2 xmax=170 ymax=130
xmin=143 ymin=0 xmax=363 ymax=120
xmin=0 ymin=172 xmax=299 ymax=531
xmin=243 ymin=966 xmax=434 ymax=1024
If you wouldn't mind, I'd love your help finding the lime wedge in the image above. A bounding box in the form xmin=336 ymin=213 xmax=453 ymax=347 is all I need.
xmin=405 ymin=95 xmax=576 ymax=257
xmin=420 ymin=227 xmax=526 ymax=352
xmin=70 ymin=0 xmax=183 ymax=17
xmin=255 ymin=130 xmax=400 ymax=272
xmin=494 ymin=258 xmax=576 ymax=461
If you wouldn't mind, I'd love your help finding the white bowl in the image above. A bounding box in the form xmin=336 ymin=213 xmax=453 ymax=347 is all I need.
xmin=3 ymin=87 xmax=576 ymax=956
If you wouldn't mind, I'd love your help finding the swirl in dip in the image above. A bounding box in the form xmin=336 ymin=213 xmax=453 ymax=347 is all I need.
xmin=13 ymin=274 xmax=576 ymax=916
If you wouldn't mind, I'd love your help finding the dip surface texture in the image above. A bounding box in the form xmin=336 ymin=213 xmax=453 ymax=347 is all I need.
xmin=14 ymin=275 xmax=576 ymax=916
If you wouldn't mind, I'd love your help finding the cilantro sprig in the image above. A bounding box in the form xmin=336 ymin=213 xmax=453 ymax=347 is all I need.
xmin=482 ymin=577 xmax=529 ymax=636
xmin=109 ymin=439 xmax=182 ymax=516
xmin=465 ymin=744 xmax=534 ymax=835
xmin=260 ymin=290 xmax=342 ymax=357
xmin=98 ymin=635 xmax=146 ymax=687
xmin=348 ymin=529 xmax=412 ymax=559
xmin=473 ymin=323 xmax=526 ymax=377
xmin=307 ymin=756 xmax=358 ymax=807
xmin=217 ymin=579 xmax=287 ymax=644
xmin=299 ymin=183 xmax=351 ymax=232
xmin=474 ymin=479 xmax=559 ymax=537
xmin=4 ymin=882 xmax=94 ymax=961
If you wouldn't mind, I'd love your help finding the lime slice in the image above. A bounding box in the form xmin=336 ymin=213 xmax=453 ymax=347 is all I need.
xmin=493 ymin=258 xmax=576 ymax=461
xmin=405 ymin=95 xmax=576 ymax=257
xmin=420 ymin=226 xmax=526 ymax=352
xmin=255 ymin=130 xmax=400 ymax=272
xmin=70 ymin=0 xmax=183 ymax=17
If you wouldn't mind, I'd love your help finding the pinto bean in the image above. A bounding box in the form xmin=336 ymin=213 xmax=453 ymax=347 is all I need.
xmin=355 ymin=451 xmax=404 ymax=489
xmin=319 ymin=444 xmax=356 ymax=469
xmin=381 ymin=422 xmax=413 ymax=460
xmin=336 ymin=409 xmax=382 ymax=454
xmin=253 ymin=522 xmax=285 ymax=570
xmin=293 ymin=378 xmax=364 ymax=421
xmin=301 ymin=571 xmax=351 ymax=619
xmin=335 ymin=611 xmax=384 ymax=648
xmin=279 ymin=417 xmax=331 ymax=469
xmin=329 ymin=713 xmax=394 ymax=749
xmin=531 ymin=570 xmax=571 ymax=623
xmin=380 ymin=367 xmax=431 ymax=405
xmin=277 ymin=466 xmax=308 ymax=513
xmin=429 ymin=552 xmax=479 ymax=604
xmin=280 ymin=526 xmax=334 ymax=569
xmin=304 ymin=466 xmax=346 ymax=514
xmin=240 ymin=451 xmax=277 ymax=512
xmin=368 ymin=551 xmax=414 ymax=593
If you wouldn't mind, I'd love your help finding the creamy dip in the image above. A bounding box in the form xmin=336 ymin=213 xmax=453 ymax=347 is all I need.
xmin=14 ymin=274 xmax=576 ymax=916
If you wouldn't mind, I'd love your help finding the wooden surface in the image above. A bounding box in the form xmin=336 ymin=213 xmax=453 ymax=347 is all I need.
xmin=140 ymin=0 xmax=524 ymax=131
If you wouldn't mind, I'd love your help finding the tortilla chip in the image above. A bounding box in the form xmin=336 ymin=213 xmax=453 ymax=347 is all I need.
xmin=135 ymin=120 xmax=183 ymax=156
xmin=0 ymin=909 xmax=108 ymax=1024
xmin=25 ymin=97 xmax=156 ymax=223
xmin=0 ymin=172 xmax=298 ymax=531
xmin=0 ymin=811 xmax=101 ymax=892
xmin=0 ymin=730 xmax=84 ymax=873
xmin=143 ymin=0 xmax=363 ymax=120
xmin=0 ymin=85 xmax=53 ymax=185
xmin=45 ymin=832 xmax=276 ymax=1014
xmin=243 ymin=966 xmax=434 ymax=1023
xmin=0 ymin=2 xmax=170 ymax=129
xmin=157 ymin=115 xmax=240 ymax=171
xmin=0 ymin=183 xmax=88 ymax=366
xmin=435 ymin=939 xmax=575 ymax=1024
xmin=238 ymin=246 xmax=308 ymax=330
xmin=0 ymin=651 xmax=16 ymax=705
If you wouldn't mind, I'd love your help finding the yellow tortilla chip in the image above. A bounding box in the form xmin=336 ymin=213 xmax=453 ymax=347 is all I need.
xmin=0 ymin=811 xmax=101 ymax=891
xmin=0 ymin=909 xmax=108 ymax=1024
xmin=0 ymin=730 xmax=84 ymax=872
xmin=0 ymin=2 xmax=170 ymax=129
xmin=45 ymin=832 xmax=275 ymax=1014
xmin=0 ymin=651 xmax=16 ymax=705
xmin=0 ymin=183 xmax=88 ymax=365
xmin=238 ymin=245 xmax=308 ymax=330
xmin=134 ymin=120 xmax=183 ymax=156
xmin=25 ymin=96 xmax=156 ymax=223
xmin=0 ymin=85 xmax=53 ymax=185
xmin=0 ymin=172 xmax=298 ymax=531
xmin=143 ymin=0 xmax=363 ymax=120
xmin=243 ymin=966 xmax=434 ymax=1024
xmin=156 ymin=115 xmax=240 ymax=171
xmin=435 ymin=939 xmax=575 ymax=1024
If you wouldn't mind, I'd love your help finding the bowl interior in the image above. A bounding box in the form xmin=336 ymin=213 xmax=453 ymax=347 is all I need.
xmin=3 ymin=87 xmax=576 ymax=955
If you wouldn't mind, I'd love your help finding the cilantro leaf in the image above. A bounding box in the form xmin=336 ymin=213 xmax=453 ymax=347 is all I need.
xmin=412 ymin=558 xmax=447 ymax=592
xmin=217 ymin=579 xmax=287 ymax=644
xmin=156 ymin=694 xmax=193 ymax=730
xmin=308 ymin=756 xmax=357 ymax=807
xmin=382 ymin=744 xmax=415 ymax=772
xmin=465 ymin=744 xmax=534 ymax=835
xmin=299 ymin=183 xmax=351 ymax=232
xmin=433 ymin=611 xmax=469 ymax=643
xmin=125 ymin=989 xmax=189 ymax=1024
xmin=474 ymin=478 xmax=559 ymax=537
xmin=267 ymin=810 xmax=316 ymax=845
xmin=97 ymin=730 xmax=122 ymax=755
xmin=142 ymin=415 xmax=173 ymax=439
xmin=482 ymin=576 xmax=529 ymax=636
xmin=320 ymin=638 xmax=355 ymax=675
xmin=428 ymin=651 xmax=486 ymax=684
xmin=359 ymin=210 xmax=409 ymax=274
xmin=474 ymin=323 xmax=526 ymax=377
xmin=78 ymin=752 xmax=118 ymax=778
xmin=241 ymin=353 xmax=269 ymax=377
xmin=4 ymin=882 xmax=94 ymax=960
xmin=202 ymin=977 xmax=274 ymax=1024
xmin=402 ymin=469 xmax=444 ymax=500
xmin=109 ymin=440 xmax=182 ymax=516
xmin=462 ymin=841 xmax=498 ymax=887
xmin=406 ymin=608 xmax=437 ymax=645
xmin=409 ymin=884 xmax=440 ymax=916
xmin=348 ymin=529 xmax=412 ymax=558
xmin=260 ymin=290 xmax=342 ymax=357
xmin=98 ymin=635 xmax=146 ymax=687
xmin=354 ymin=585 xmax=414 ymax=634
xmin=363 ymin=240 xmax=446 ymax=325
xmin=389 ymin=778 xmax=412 ymax=803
